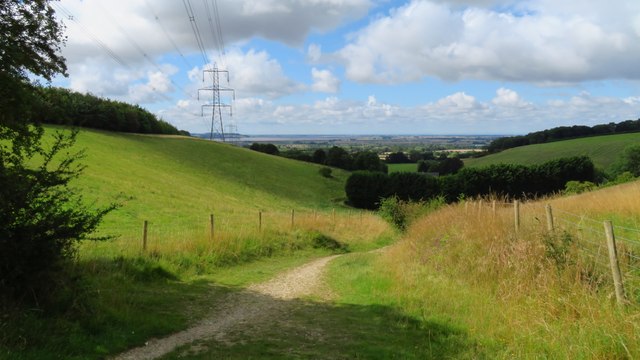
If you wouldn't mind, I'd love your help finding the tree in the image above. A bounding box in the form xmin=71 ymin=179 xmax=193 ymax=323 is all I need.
xmin=326 ymin=146 xmax=352 ymax=170
xmin=311 ymin=149 xmax=327 ymax=164
xmin=1 ymin=0 xmax=114 ymax=302
xmin=611 ymin=144 xmax=640 ymax=177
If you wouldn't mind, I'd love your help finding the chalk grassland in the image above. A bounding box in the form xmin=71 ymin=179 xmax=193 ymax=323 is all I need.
xmin=465 ymin=132 xmax=640 ymax=169
xmin=367 ymin=181 xmax=640 ymax=358
xmin=1 ymin=127 xmax=394 ymax=360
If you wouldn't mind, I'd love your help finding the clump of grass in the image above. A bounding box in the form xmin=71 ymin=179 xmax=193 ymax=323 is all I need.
xmin=376 ymin=183 xmax=640 ymax=358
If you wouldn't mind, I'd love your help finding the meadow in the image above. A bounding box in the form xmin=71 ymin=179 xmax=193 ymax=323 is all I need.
xmin=1 ymin=127 xmax=395 ymax=359
xmin=466 ymin=132 xmax=640 ymax=170
xmin=346 ymin=181 xmax=640 ymax=358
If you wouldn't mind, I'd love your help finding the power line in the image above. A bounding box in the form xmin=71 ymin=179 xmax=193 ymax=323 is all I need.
xmin=182 ymin=0 xmax=210 ymax=68
xmin=144 ymin=0 xmax=193 ymax=69
xmin=52 ymin=3 xmax=129 ymax=68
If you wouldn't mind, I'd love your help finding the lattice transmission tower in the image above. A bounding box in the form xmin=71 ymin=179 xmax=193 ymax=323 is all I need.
xmin=198 ymin=63 xmax=235 ymax=141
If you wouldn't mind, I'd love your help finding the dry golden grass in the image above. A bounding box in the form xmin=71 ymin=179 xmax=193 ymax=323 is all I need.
xmin=380 ymin=181 xmax=640 ymax=358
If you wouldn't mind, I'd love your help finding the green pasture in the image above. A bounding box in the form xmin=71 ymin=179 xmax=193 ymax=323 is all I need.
xmin=465 ymin=132 xmax=640 ymax=170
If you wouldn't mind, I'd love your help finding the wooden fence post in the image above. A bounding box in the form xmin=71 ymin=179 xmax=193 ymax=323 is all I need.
xmin=492 ymin=200 xmax=497 ymax=217
xmin=604 ymin=220 xmax=626 ymax=305
xmin=478 ymin=200 xmax=484 ymax=215
xmin=259 ymin=211 xmax=262 ymax=231
xmin=514 ymin=200 xmax=520 ymax=233
xmin=545 ymin=204 xmax=554 ymax=232
xmin=142 ymin=220 xmax=148 ymax=251
xmin=291 ymin=209 xmax=295 ymax=228
xmin=209 ymin=214 xmax=215 ymax=241
xmin=332 ymin=208 xmax=336 ymax=222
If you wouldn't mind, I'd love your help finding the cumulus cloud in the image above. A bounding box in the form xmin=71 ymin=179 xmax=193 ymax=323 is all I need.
xmin=492 ymin=88 xmax=531 ymax=108
xmin=337 ymin=0 xmax=640 ymax=84
xmin=311 ymin=68 xmax=340 ymax=93
xmin=221 ymin=49 xmax=303 ymax=98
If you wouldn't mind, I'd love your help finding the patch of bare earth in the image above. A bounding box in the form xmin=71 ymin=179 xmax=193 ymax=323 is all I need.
xmin=112 ymin=255 xmax=341 ymax=360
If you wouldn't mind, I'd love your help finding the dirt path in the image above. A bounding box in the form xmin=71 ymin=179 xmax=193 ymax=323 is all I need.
xmin=113 ymin=255 xmax=342 ymax=360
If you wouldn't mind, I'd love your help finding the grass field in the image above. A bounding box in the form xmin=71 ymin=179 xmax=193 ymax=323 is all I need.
xmin=387 ymin=163 xmax=418 ymax=173
xmin=465 ymin=132 xmax=640 ymax=170
xmin=360 ymin=181 xmax=640 ymax=358
xmin=1 ymin=126 xmax=396 ymax=359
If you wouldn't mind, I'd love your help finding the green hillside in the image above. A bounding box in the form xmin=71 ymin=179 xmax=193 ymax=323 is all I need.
xmin=465 ymin=132 xmax=640 ymax=169
xmin=47 ymin=126 xmax=349 ymax=239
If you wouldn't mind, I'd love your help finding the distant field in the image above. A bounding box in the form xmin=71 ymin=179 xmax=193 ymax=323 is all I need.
xmin=465 ymin=132 xmax=640 ymax=169
xmin=387 ymin=163 xmax=417 ymax=173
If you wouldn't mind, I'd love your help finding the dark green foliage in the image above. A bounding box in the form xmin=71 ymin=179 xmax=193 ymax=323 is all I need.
xmin=387 ymin=172 xmax=438 ymax=201
xmin=0 ymin=130 xmax=116 ymax=302
xmin=611 ymin=144 xmax=640 ymax=177
xmin=32 ymin=87 xmax=184 ymax=135
xmin=326 ymin=146 xmax=353 ymax=169
xmin=249 ymin=143 xmax=280 ymax=155
xmin=385 ymin=151 xmax=411 ymax=164
xmin=0 ymin=0 xmax=115 ymax=304
xmin=319 ymin=167 xmax=332 ymax=178
xmin=488 ymin=120 xmax=640 ymax=152
xmin=428 ymin=157 xmax=464 ymax=175
xmin=353 ymin=151 xmax=387 ymax=173
xmin=345 ymin=171 xmax=390 ymax=209
xmin=346 ymin=156 xmax=596 ymax=209
xmin=311 ymin=149 xmax=326 ymax=164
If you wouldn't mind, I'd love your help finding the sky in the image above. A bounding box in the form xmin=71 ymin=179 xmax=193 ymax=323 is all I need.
xmin=50 ymin=0 xmax=640 ymax=135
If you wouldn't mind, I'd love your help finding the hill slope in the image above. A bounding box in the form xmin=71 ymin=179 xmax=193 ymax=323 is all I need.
xmin=49 ymin=127 xmax=349 ymax=238
xmin=465 ymin=132 xmax=640 ymax=169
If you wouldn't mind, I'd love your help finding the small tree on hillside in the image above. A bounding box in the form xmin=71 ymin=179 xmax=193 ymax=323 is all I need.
xmin=1 ymin=0 xmax=115 ymax=303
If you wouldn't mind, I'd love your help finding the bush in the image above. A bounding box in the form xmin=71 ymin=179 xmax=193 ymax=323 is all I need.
xmin=0 ymin=130 xmax=116 ymax=302
xmin=319 ymin=167 xmax=332 ymax=178
xmin=564 ymin=180 xmax=596 ymax=195
xmin=345 ymin=171 xmax=390 ymax=209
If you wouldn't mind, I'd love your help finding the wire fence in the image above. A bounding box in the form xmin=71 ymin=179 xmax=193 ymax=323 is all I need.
xmin=470 ymin=199 xmax=640 ymax=306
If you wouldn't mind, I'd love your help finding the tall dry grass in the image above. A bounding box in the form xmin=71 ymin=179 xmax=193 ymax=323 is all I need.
xmin=79 ymin=209 xmax=393 ymax=277
xmin=380 ymin=182 xmax=640 ymax=358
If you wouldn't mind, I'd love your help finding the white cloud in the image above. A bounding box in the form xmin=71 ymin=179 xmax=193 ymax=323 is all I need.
xmin=492 ymin=88 xmax=530 ymax=108
xmin=311 ymin=68 xmax=340 ymax=93
xmin=220 ymin=49 xmax=303 ymax=99
xmin=337 ymin=0 xmax=640 ymax=84
xmin=307 ymin=43 xmax=322 ymax=63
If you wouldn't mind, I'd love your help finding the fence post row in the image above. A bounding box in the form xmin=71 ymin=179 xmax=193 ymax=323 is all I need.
xmin=603 ymin=220 xmax=627 ymax=306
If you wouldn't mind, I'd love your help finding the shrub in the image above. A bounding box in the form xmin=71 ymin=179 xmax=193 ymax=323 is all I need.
xmin=564 ymin=180 xmax=596 ymax=195
xmin=319 ymin=167 xmax=332 ymax=178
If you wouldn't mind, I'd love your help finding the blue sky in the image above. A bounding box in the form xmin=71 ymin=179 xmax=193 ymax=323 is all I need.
xmin=52 ymin=0 xmax=640 ymax=135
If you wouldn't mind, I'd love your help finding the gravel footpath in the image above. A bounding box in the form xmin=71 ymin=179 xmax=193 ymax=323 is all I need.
xmin=112 ymin=255 xmax=342 ymax=360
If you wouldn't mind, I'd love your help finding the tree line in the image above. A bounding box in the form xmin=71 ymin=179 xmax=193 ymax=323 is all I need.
xmin=31 ymin=86 xmax=188 ymax=135
xmin=346 ymin=156 xmax=595 ymax=209
xmin=487 ymin=119 xmax=640 ymax=153
xmin=249 ymin=144 xmax=389 ymax=173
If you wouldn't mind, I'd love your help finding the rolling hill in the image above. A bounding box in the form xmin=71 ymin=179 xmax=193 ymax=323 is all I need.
xmin=465 ymin=132 xmax=640 ymax=170
xmin=45 ymin=126 xmax=350 ymax=239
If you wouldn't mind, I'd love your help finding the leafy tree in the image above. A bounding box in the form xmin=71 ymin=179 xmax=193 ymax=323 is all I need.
xmin=326 ymin=146 xmax=352 ymax=170
xmin=1 ymin=0 xmax=114 ymax=302
xmin=386 ymin=151 xmax=411 ymax=164
xmin=611 ymin=144 xmax=640 ymax=177
xmin=249 ymin=143 xmax=279 ymax=155
xmin=353 ymin=151 xmax=387 ymax=173
xmin=311 ymin=149 xmax=326 ymax=164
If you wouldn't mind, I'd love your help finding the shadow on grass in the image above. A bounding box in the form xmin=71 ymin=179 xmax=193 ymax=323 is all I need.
xmin=2 ymin=255 xmax=482 ymax=360
xmin=159 ymin=289 xmax=482 ymax=359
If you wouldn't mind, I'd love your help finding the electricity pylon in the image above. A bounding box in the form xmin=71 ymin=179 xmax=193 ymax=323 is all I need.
xmin=198 ymin=63 xmax=234 ymax=141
